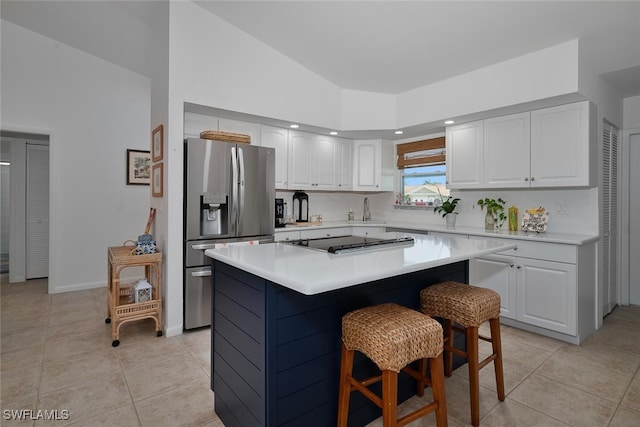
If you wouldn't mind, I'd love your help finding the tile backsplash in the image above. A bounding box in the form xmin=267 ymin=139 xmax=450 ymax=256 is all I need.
xmin=277 ymin=187 xmax=599 ymax=236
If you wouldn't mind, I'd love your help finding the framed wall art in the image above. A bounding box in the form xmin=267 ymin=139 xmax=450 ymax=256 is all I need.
xmin=152 ymin=162 xmax=164 ymax=197
xmin=126 ymin=149 xmax=151 ymax=185
xmin=152 ymin=124 xmax=164 ymax=162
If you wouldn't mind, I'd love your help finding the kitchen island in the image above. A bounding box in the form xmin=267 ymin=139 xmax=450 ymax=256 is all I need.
xmin=205 ymin=233 xmax=516 ymax=427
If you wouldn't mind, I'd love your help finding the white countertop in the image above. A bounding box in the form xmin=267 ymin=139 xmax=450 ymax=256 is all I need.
xmin=205 ymin=232 xmax=517 ymax=295
xmin=277 ymin=220 xmax=599 ymax=245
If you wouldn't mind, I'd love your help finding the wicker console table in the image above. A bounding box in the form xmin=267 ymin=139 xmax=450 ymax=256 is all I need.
xmin=105 ymin=246 xmax=163 ymax=347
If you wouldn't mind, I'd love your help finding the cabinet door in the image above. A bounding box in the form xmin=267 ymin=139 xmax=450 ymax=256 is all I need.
xmin=218 ymin=118 xmax=262 ymax=146
xmin=483 ymin=113 xmax=531 ymax=188
xmin=261 ymin=126 xmax=289 ymax=189
xmin=530 ymin=101 xmax=593 ymax=187
xmin=446 ymin=121 xmax=484 ymax=189
xmin=287 ymin=131 xmax=314 ymax=190
xmin=470 ymin=255 xmax=517 ymax=319
xmin=313 ymin=136 xmax=337 ymax=190
xmin=353 ymin=139 xmax=381 ymax=191
xmin=336 ymin=138 xmax=353 ymax=191
xmin=516 ymin=258 xmax=576 ymax=334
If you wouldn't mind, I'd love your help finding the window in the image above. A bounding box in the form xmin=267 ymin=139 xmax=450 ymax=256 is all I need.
xmin=397 ymin=137 xmax=449 ymax=205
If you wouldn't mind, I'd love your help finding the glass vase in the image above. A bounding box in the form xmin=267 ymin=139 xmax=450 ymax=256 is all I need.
xmin=484 ymin=208 xmax=495 ymax=231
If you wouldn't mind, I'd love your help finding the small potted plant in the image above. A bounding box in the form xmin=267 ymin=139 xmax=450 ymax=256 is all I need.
xmin=434 ymin=190 xmax=460 ymax=227
xmin=477 ymin=197 xmax=507 ymax=230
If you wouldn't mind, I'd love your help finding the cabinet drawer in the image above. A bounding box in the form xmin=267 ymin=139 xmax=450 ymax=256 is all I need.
xmin=301 ymin=227 xmax=351 ymax=239
xmin=351 ymin=227 xmax=386 ymax=236
xmin=469 ymin=236 xmax=576 ymax=263
xmin=274 ymin=230 xmax=301 ymax=241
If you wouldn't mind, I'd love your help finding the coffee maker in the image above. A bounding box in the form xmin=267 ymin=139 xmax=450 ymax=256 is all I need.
xmin=275 ymin=198 xmax=286 ymax=228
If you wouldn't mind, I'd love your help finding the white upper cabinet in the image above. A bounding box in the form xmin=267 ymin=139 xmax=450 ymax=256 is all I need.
xmin=483 ymin=112 xmax=531 ymax=188
xmin=352 ymin=139 xmax=381 ymax=191
xmin=287 ymin=131 xmax=337 ymax=190
xmin=218 ymin=118 xmax=262 ymax=146
xmin=260 ymin=125 xmax=289 ymax=189
xmin=336 ymin=137 xmax=353 ymax=191
xmin=446 ymin=121 xmax=484 ymax=189
xmin=530 ymin=101 xmax=595 ymax=188
xmin=447 ymin=101 xmax=595 ymax=190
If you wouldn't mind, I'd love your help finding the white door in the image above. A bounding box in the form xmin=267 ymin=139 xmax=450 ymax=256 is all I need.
xmin=630 ymin=132 xmax=640 ymax=305
xmin=26 ymin=144 xmax=49 ymax=279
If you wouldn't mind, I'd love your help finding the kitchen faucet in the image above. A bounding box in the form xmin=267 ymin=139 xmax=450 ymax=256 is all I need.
xmin=363 ymin=197 xmax=371 ymax=221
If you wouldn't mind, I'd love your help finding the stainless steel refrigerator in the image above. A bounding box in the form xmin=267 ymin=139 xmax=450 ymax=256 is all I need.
xmin=184 ymin=138 xmax=275 ymax=329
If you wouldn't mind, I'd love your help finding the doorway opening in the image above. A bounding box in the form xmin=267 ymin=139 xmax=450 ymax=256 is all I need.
xmin=0 ymin=131 xmax=50 ymax=283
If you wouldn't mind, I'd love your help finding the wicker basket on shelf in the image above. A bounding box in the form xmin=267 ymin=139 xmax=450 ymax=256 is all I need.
xmin=200 ymin=130 xmax=251 ymax=144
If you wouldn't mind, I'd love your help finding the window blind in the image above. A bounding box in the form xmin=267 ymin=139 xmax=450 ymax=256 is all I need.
xmin=396 ymin=137 xmax=445 ymax=169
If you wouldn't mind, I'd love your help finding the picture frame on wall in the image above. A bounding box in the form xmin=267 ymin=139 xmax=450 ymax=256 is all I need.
xmin=152 ymin=124 xmax=164 ymax=162
xmin=152 ymin=162 xmax=163 ymax=197
xmin=126 ymin=149 xmax=151 ymax=185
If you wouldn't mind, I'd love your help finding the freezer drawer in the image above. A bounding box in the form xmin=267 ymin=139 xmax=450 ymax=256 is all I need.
xmin=184 ymin=266 xmax=212 ymax=329
xmin=184 ymin=236 xmax=274 ymax=268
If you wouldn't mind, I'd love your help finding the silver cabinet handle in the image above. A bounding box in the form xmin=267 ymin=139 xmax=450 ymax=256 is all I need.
xmin=531 ymin=177 xmax=535 ymax=181
xmin=510 ymin=263 xmax=515 ymax=268
xmin=517 ymin=265 xmax=522 ymax=269
xmin=524 ymin=177 xmax=529 ymax=182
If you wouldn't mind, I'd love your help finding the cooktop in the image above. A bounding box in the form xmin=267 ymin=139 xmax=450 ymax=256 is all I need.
xmin=283 ymin=235 xmax=414 ymax=254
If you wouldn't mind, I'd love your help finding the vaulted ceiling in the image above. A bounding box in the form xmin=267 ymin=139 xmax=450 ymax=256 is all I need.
xmin=3 ymin=1 xmax=640 ymax=98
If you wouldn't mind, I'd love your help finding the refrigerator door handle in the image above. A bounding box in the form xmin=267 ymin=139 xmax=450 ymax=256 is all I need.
xmin=230 ymin=146 xmax=238 ymax=232
xmin=191 ymin=243 xmax=216 ymax=250
xmin=190 ymin=269 xmax=212 ymax=277
xmin=238 ymin=147 xmax=245 ymax=226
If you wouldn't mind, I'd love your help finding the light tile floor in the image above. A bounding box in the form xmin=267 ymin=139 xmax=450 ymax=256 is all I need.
xmin=1 ymin=276 xmax=639 ymax=426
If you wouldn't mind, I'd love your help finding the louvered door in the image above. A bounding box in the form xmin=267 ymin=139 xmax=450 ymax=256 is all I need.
xmin=602 ymin=122 xmax=619 ymax=315
xmin=26 ymin=143 xmax=49 ymax=279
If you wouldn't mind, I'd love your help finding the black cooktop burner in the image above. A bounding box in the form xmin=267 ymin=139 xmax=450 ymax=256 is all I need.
xmin=283 ymin=235 xmax=414 ymax=254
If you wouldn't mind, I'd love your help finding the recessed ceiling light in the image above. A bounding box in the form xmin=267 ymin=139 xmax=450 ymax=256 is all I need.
xmin=330 ymin=131 xmax=338 ymax=135
xmin=290 ymin=124 xmax=299 ymax=129
xmin=394 ymin=130 xmax=404 ymax=135
xmin=444 ymin=120 xmax=455 ymax=125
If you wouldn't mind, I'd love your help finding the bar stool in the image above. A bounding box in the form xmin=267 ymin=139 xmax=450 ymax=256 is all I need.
xmin=337 ymin=303 xmax=448 ymax=427
xmin=420 ymin=281 xmax=505 ymax=427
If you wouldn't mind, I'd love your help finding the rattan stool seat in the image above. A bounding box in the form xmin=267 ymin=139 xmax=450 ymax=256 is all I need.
xmin=420 ymin=281 xmax=500 ymax=327
xmin=420 ymin=281 xmax=504 ymax=427
xmin=342 ymin=303 xmax=443 ymax=372
xmin=338 ymin=303 xmax=448 ymax=427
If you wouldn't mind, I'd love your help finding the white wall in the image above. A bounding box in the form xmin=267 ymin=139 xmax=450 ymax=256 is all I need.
xmin=158 ymin=1 xmax=350 ymax=335
xmin=1 ymin=20 xmax=152 ymax=293
xmin=396 ymin=40 xmax=581 ymax=129
xmin=624 ymin=96 xmax=640 ymax=129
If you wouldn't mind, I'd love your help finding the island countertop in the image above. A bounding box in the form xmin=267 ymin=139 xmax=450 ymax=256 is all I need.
xmin=205 ymin=232 xmax=517 ymax=295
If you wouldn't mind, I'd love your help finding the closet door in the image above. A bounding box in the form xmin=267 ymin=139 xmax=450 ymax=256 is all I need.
xmin=26 ymin=144 xmax=49 ymax=279
xmin=601 ymin=122 xmax=619 ymax=314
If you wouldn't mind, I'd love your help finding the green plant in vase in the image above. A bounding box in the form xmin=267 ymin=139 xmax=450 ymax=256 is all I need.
xmin=477 ymin=197 xmax=507 ymax=230
xmin=434 ymin=190 xmax=460 ymax=227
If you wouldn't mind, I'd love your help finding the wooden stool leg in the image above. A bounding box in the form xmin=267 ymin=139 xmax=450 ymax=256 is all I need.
xmin=490 ymin=318 xmax=506 ymax=401
xmin=337 ymin=343 xmax=354 ymax=427
xmin=429 ymin=354 xmax=448 ymax=427
xmin=444 ymin=318 xmax=454 ymax=377
xmin=416 ymin=358 xmax=427 ymax=397
xmin=381 ymin=370 xmax=398 ymax=427
xmin=467 ymin=326 xmax=480 ymax=427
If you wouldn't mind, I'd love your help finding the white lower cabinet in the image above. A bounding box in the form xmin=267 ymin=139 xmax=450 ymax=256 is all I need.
xmin=469 ymin=238 xmax=595 ymax=343
xmin=516 ymin=258 xmax=576 ymax=335
xmin=469 ymin=254 xmax=517 ymax=320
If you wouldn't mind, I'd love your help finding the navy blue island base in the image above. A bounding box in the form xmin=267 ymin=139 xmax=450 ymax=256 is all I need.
xmin=210 ymin=259 xmax=468 ymax=427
